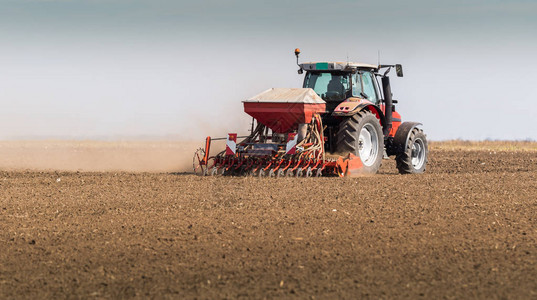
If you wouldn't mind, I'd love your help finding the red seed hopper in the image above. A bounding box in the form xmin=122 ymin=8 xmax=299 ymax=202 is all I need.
xmin=193 ymin=88 xmax=363 ymax=177
xmin=243 ymin=88 xmax=326 ymax=133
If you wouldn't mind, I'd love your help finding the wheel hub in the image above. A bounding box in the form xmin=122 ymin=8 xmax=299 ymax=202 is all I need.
xmin=411 ymin=138 xmax=426 ymax=169
xmin=358 ymin=124 xmax=378 ymax=167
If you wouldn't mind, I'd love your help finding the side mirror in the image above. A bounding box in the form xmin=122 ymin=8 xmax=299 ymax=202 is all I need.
xmin=395 ymin=64 xmax=403 ymax=77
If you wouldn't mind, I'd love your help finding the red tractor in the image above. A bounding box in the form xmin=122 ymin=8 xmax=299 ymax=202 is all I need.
xmin=193 ymin=49 xmax=428 ymax=176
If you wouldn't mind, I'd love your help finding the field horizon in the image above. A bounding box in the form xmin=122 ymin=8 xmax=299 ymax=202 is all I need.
xmin=0 ymin=140 xmax=536 ymax=173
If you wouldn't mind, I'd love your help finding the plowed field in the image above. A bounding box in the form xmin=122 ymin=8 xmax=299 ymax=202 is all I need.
xmin=1 ymin=142 xmax=537 ymax=299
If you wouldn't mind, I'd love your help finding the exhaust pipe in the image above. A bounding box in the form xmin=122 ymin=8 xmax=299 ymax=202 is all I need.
xmin=381 ymin=76 xmax=393 ymax=137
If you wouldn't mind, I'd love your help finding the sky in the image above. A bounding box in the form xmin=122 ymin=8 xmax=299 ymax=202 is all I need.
xmin=0 ymin=0 xmax=536 ymax=141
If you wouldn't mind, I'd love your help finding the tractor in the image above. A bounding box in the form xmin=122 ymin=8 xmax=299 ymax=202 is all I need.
xmin=193 ymin=49 xmax=428 ymax=176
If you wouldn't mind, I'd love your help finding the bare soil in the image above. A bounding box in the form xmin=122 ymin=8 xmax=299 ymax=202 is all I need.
xmin=1 ymin=142 xmax=537 ymax=299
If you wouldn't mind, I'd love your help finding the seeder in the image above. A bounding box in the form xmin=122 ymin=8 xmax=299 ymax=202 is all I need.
xmin=193 ymin=88 xmax=361 ymax=177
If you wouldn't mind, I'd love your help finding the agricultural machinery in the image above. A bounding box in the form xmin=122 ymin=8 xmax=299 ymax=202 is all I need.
xmin=193 ymin=49 xmax=428 ymax=177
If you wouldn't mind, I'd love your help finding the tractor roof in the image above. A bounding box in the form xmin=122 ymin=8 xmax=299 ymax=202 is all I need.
xmin=300 ymin=61 xmax=378 ymax=72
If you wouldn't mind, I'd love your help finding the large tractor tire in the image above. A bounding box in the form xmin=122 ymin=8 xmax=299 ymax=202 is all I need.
xmin=337 ymin=111 xmax=384 ymax=174
xmin=396 ymin=128 xmax=428 ymax=174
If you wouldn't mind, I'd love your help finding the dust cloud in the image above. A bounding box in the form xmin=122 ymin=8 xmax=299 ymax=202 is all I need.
xmin=0 ymin=96 xmax=248 ymax=173
xmin=0 ymin=140 xmax=225 ymax=173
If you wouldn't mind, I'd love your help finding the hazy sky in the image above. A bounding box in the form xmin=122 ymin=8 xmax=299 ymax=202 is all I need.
xmin=1 ymin=0 xmax=536 ymax=140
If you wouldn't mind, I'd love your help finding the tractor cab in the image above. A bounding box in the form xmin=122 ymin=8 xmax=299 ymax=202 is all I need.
xmin=299 ymin=62 xmax=380 ymax=105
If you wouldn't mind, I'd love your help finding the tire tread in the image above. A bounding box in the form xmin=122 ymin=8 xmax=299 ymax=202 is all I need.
xmin=336 ymin=111 xmax=383 ymax=174
xmin=396 ymin=128 xmax=428 ymax=174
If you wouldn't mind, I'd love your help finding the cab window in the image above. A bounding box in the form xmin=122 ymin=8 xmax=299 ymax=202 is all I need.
xmin=351 ymin=73 xmax=362 ymax=97
xmin=304 ymin=72 xmax=351 ymax=101
xmin=361 ymin=72 xmax=378 ymax=103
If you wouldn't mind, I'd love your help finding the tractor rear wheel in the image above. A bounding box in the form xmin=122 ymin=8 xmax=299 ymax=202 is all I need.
xmin=396 ymin=128 xmax=428 ymax=174
xmin=337 ymin=111 xmax=384 ymax=174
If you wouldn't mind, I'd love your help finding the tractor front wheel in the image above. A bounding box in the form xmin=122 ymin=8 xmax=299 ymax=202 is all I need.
xmin=396 ymin=128 xmax=428 ymax=174
xmin=337 ymin=111 xmax=384 ymax=174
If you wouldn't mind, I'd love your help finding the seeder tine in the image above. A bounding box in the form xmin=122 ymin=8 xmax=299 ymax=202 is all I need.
xmin=305 ymin=167 xmax=313 ymax=177
xmin=210 ymin=167 xmax=218 ymax=176
xmin=192 ymin=148 xmax=207 ymax=176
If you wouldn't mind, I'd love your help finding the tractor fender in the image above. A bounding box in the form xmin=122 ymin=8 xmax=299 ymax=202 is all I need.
xmin=332 ymin=100 xmax=386 ymax=128
xmin=392 ymin=122 xmax=423 ymax=154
